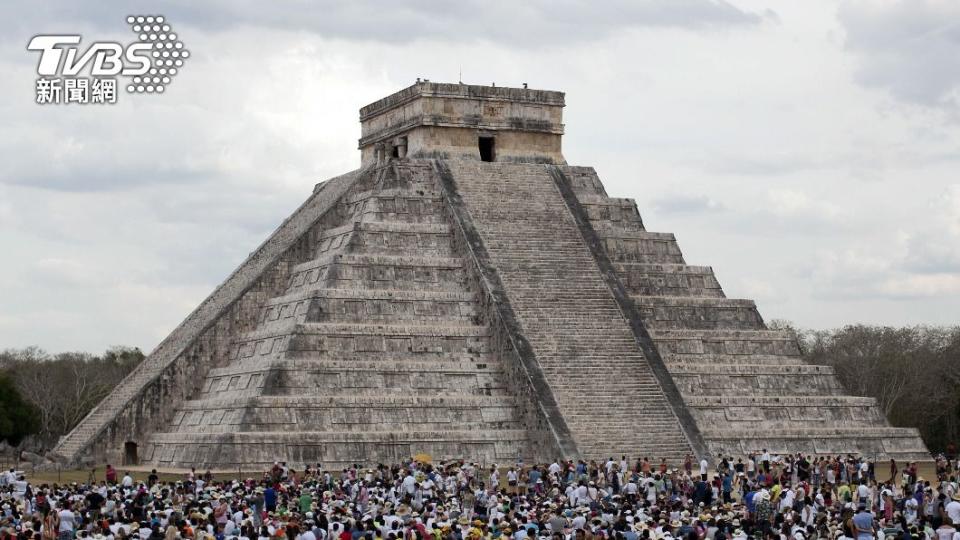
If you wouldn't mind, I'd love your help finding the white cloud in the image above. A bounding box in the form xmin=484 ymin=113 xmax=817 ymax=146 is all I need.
xmin=838 ymin=0 xmax=960 ymax=111
xmin=766 ymin=188 xmax=844 ymax=221
xmin=878 ymin=273 xmax=960 ymax=298
xmin=651 ymin=193 xmax=724 ymax=214
xmin=0 ymin=0 xmax=958 ymax=352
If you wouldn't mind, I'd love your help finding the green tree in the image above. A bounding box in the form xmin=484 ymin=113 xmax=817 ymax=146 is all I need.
xmin=0 ymin=371 xmax=39 ymax=445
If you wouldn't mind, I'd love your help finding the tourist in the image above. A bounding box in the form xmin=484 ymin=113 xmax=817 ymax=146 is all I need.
xmin=935 ymin=517 xmax=959 ymax=540
xmin=853 ymin=504 xmax=876 ymax=540
xmin=105 ymin=465 xmax=117 ymax=485
xmin=0 ymin=453 xmax=954 ymax=540
xmin=57 ymin=501 xmax=75 ymax=540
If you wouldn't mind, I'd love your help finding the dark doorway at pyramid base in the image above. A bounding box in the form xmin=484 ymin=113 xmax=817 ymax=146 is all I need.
xmin=123 ymin=441 xmax=138 ymax=466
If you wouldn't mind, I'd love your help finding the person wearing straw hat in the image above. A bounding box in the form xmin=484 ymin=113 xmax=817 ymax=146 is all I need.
xmin=947 ymin=492 xmax=960 ymax=525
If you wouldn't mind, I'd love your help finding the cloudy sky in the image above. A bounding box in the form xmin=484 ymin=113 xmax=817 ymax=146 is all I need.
xmin=1 ymin=0 xmax=958 ymax=354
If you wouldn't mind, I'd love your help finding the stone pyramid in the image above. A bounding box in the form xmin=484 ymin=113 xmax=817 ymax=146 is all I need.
xmin=52 ymin=82 xmax=929 ymax=469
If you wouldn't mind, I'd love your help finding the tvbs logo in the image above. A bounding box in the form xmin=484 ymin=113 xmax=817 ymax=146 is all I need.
xmin=28 ymin=36 xmax=152 ymax=77
xmin=27 ymin=15 xmax=189 ymax=105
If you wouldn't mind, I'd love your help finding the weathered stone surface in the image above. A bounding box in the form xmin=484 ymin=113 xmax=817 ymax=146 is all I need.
xmin=20 ymin=451 xmax=44 ymax=463
xmin=359 ymin=82 xmax=565 ymax=166
xmin=53 ymin=83 xmax=930 ymax=468
xmin=556 ymin=165 xmax=929 ymax=461
xmin=444 ymin=160 xmax=696 ymax=461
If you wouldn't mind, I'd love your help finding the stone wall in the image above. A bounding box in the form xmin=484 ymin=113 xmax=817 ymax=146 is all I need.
xmin=359 ymin=82 xmax=565 ymax=166
xmin=557 ymin=165 xmax=931 ymax=461
xmin=52 ymin=169 xmax=363 ymax=465
xmin=132 ymin=161 xmax=546 ymax=469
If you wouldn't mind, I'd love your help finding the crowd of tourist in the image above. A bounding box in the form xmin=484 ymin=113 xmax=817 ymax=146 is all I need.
xmin=1 ymin=452 xmax=958 ymax=540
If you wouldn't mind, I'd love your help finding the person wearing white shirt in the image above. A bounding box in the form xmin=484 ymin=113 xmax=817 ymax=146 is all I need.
xmin=58 ymin=506 xmax=76 ymax=540
xmin=699 ymin=458 xmax=709 ymax=480
xmin=489 ymin=467 xmax=499 ymax=491
xmin=645 ymin=477 xmax=657 ymax=504
xmin=905 ymin=497 xmax=919 ymax=525
xmin=945 ymin=495 xmax=960 ymax=526
xmin=779 ymin=489 xmax=795 ymax=512
xmin=856 ymin=483 xmax=872 ymax=508
xmin=422 ymin=477 xmax=435 ymax=498
xmin=13 ymin=476 xmax=27 ymax=501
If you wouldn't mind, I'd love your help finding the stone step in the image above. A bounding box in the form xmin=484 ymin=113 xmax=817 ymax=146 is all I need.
xmin=650 ymin=328 xmax=802 ymax=357
xmin=344 ymin=188 xmax=447 ymax=223
xmin=293 ymin=322 xmax=490 ymax=336
xmin=685 ymin=394 xmax=877 ymax=408
xmin=667 ymin=363 xmax=833 ymax=375
xmin=662 ymin=353 xmax=805 ymax=366
xmin=632 ymin=296 xmax=764 ymax=331
xmin=595 ymin=231 xmax=686 ymax=265
xmin=259 ymin=289 xmax=481 ymax=326
xmin=555 ymin=166 xmax=607 ymax=197
xmin=289 ymin=253 xmax=464 ymax=282
xmin=673 ymin=373 xmax=844 ymax=396
xmin=686 ymin=395 xmax=888 ymax=426
xmin=180 ymin=394 xmax=517 ymax=410
xmin=200 ymin=384 xmax=512 ymax=401
xmin=573 ymin=194 xmax=645 ymax=231
xmin=282 ymin=350 xmax=497 ymax=363
xmin=315 ymin=221 xmax=456 ymax=258
xmin=230 ymin=319 xmax=493 ymax=362
xmin=700 ymin=426 xmax=929 ymax=460
xmin=199 ymin=357 xmax=510 ymax=398
xmin=613 ymin=263 xmax=725 ymax=298
xmin=284 ymin=323 xmax=492 ymax=356
xmin=207 ymin=356 xmax=501 ymax=378
xmin=700 ymin=425 xmax=922 ymax=440
xmin=319 ymin=220 xmax=452 ymax=239
xmin=351 ymin=226 xmax=455 ymax=258
xmin=290 ymin=256 xmax=470 ymax=295
xmin=265 ymin=287 xmax=476 ymax=306
xmin=143 ymin=429 xmax=531 ymax=469
xmin=171 ymin=394 xmax=521 ymax=433
xmin=448 ymin=160 xmax=694 ymax=459
xmin=344 ymin=186 xmax=442 ymax=203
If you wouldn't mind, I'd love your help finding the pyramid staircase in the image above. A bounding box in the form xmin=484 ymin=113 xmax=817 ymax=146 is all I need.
xmin=445 ymin=160 xmax=695 ymax=462
xmin=557 ymin=165 xmax=930 ymax=460
xmin=136 ymin=163 xmax=534 ymax=468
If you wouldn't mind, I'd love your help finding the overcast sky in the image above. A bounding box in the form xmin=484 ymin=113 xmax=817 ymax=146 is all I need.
xmin=1 ymin=0 xmax=958 ymax=354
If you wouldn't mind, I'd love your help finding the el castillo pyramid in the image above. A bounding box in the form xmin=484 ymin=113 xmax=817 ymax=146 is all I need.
xmin=52 ymin=82 xmax=929 ymax=469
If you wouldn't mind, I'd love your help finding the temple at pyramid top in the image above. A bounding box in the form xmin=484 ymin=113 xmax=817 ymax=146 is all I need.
xmin=359 ymin=81 xmax=566 ymax=166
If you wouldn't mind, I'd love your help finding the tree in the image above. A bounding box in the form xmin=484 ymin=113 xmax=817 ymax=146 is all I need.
xmin=0 ymin=346 xmax=144 ymax=449
xmin=799 ymin=324 xmax=960 ymax=452
xmin=0 ymin=371 xmax=39 ymax=446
